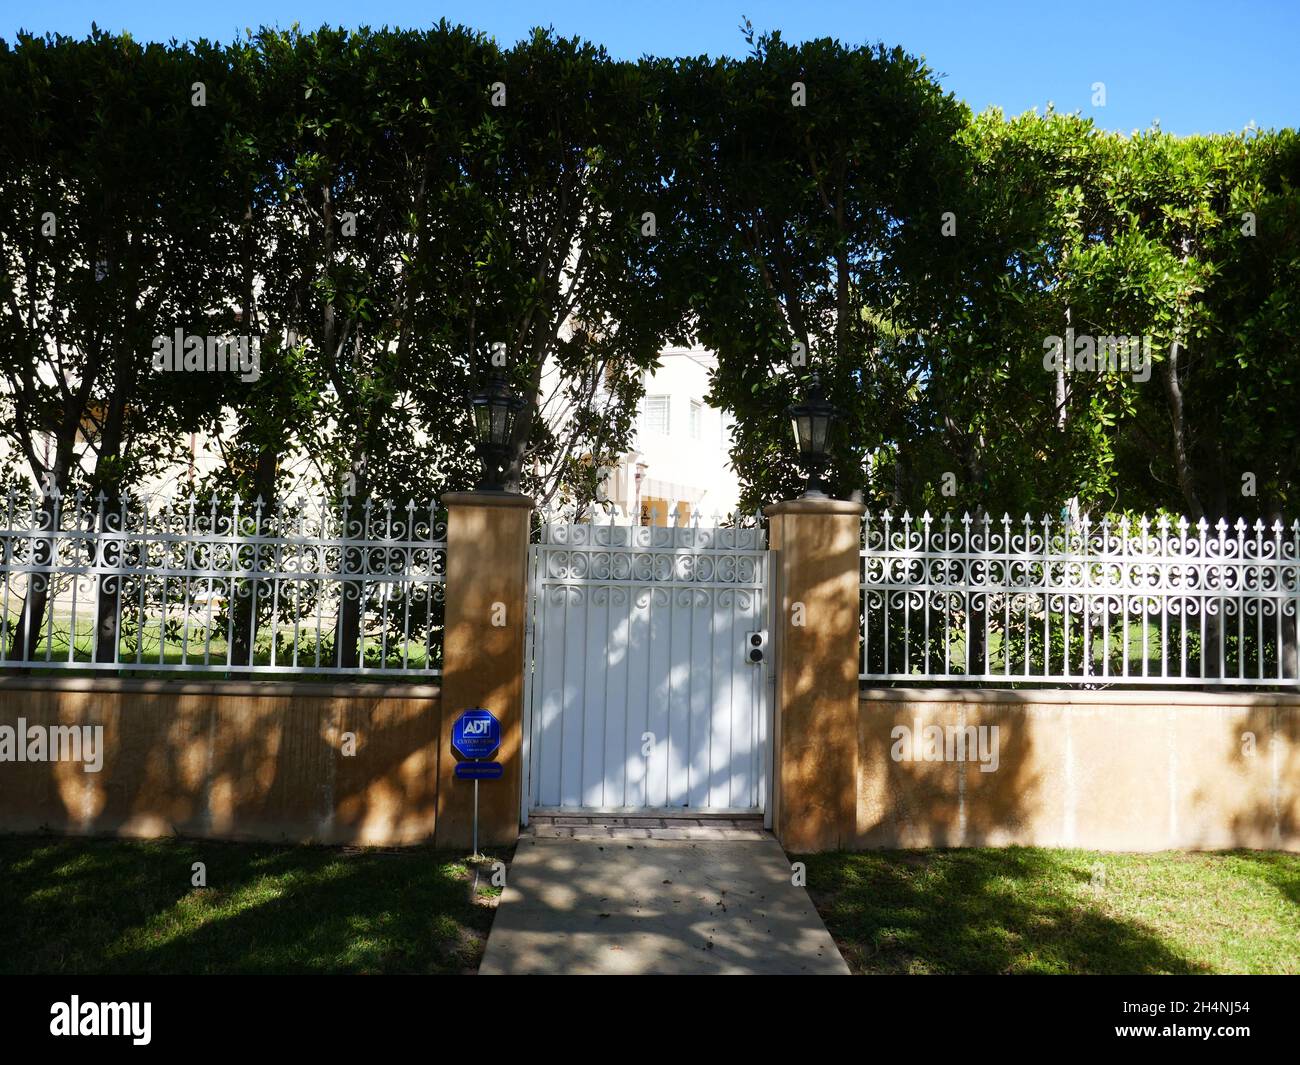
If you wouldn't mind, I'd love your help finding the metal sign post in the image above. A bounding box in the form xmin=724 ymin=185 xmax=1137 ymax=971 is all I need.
xmin=451 ymin=708 xmax=502 ymax=860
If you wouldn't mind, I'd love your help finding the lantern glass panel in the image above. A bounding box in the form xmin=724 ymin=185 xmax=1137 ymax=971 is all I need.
xmin=808 ymin=414 xmax=829 ymax=454
xmin=794 ymin=414 xmax=812 ymax=453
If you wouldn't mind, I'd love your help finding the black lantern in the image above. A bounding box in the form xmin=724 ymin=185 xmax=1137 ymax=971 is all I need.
xmin=786 ymin=372 xmax=838 ymax=498
xmin=471 ymin=369 xmax=526 ymax=491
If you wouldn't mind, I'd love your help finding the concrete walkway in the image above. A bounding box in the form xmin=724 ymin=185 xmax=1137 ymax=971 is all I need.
xmin=480 ymin=827 xmax=849 ymax=975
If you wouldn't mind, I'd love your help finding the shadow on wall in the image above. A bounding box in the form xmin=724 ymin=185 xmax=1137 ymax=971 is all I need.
xmin=0 ymin=683 xmax=442 ymax=846
xmin=776 ymin=548 xmax=869 ymax=850
xmin=1222 ymin=702 xmax=1300 ymax=849
xmin=858 ymin=694 xmax=1043 ymax=849
xmin=860 ymin=690 xmax=1300 ymax=851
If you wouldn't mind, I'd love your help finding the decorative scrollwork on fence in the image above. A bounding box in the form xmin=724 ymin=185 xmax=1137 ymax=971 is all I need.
xmin=536 ymin=516 xmax=765 ymax=587
xmin=861 ymin=509 xmax=1300 ymax=687
xmin=0 ymin=489 xmax=447 ymax=675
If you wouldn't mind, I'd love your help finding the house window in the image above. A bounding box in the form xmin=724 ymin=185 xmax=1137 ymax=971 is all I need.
xmin=641 ymin=395 xmax=671 ymax=436
xmin=689 ymin=400 xmax=703 ymax=440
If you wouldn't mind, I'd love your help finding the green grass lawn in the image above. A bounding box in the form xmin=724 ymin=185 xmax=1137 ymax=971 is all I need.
xmin=8 ymin=836 xmax=1295 ymax=975
xmin=802 ymin=847 xmax=1300 ymax=975
xmin=6 ymin=611 xmax=441 ymax=676
xmin=0 ymin=836 xmax=503 ymax=975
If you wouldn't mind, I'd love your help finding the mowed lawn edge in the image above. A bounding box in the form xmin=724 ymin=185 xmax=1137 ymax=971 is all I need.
xmin=800 ymin=847 xmax=1300 ymax=975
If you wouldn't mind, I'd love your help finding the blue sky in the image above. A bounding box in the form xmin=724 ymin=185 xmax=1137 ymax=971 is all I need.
xmin=3 ymin=1 xmax=1295 ymax=135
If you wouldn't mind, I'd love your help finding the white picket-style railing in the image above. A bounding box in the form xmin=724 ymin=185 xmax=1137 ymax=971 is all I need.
xmin=0 ymin=490 xmax=446 ymax=675
xmin=860 ymin=510 xmax=1300 ymax=686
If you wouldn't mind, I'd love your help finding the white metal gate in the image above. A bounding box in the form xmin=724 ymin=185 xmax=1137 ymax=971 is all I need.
xmin=522 ymin=518 xmax=770 ymax=819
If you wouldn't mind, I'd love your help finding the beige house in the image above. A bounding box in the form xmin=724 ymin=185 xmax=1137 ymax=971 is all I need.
xmin=597 ymin=346 xmax=743 ymax=524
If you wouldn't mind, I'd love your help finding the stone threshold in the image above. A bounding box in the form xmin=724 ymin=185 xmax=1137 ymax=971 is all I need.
xmin=525 ymin=814 xmax=769 ymax=842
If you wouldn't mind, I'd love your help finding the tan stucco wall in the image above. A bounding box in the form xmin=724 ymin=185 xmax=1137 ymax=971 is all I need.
xmin=859 ymin=689 xmax=1300 ymax=851
xmin=0 ymin=678 xmax=442 ymax=845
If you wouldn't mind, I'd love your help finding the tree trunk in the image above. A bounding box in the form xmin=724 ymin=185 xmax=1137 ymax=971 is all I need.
xmin=91 ymin=389 xmax=127 ymax=664
xmin=503 ymin=356 xmax=546 ymax=494
xmin=1162 ymin=340 xmax=1203 ymax=522
xmin=335 ymin=462 xmax=369 ymax=670
xmin=9 ymin=430 xmax=79 ymax=665
xmin=12 ymin=491 xmax=58 ymax=666
xmin=229 ymin=446 xmax=278 ymax=668
xmin=1163 ymin=339 xmax=1221 ymax=682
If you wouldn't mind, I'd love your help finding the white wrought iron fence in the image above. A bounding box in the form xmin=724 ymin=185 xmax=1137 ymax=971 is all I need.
xmin=0 ymin=489 xmax=446 ymax=675
xmin=860 ymin=510 xmax=1300 ymax=687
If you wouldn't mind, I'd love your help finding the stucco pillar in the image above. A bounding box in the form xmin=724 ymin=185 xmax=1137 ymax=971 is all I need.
xmin=765 ymin=498 xmax=865 ymax=852
xmin=436 ymin=490 xmax=532 ymax=850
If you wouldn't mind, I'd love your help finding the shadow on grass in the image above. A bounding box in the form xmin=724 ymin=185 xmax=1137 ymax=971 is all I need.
xmin=0 ymin=835 xmax=505 ymax=975
xmin=801 ymin=847 xmax=1208 ymax=975
xmin=1218 ymin=850 xmax=1300 ymax=907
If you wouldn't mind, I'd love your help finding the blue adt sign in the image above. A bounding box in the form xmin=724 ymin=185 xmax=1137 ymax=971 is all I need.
xmin=451 ymin=708 xmax=500 ymax=760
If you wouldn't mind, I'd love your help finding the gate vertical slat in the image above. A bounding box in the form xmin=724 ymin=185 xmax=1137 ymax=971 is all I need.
xmin=741 ymin=583 xmax=762 ymax=808
xmin=688 ymin=588 xmax=711 ymax=808
xmin=626 ymin=587 xmax=651 ymax=808
xmin=521 ymin=545 xmax=537 ymax=825
xmin=562 ymin=584 xmax=586 ymax=807
xmin=709 ymin=587 xmax=728 ymax=808
xmin=727 ymin=587 xmax=747 ymax=808
xmin=667 ymin=588 xmax=691 ymax=808
xmin=582 ymin=587 xmax=606 ymax=805
xmin=603 ymin=586 xmax=628 ymax=808
xmin=648 ymin=587 xmax=672 ymax=808
xmin=542 ymin=583 xmax=569 ymax=808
